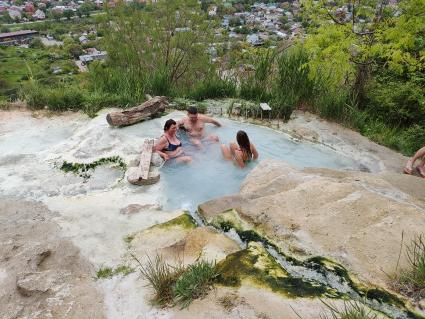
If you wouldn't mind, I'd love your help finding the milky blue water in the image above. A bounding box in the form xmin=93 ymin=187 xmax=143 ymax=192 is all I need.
xmin=146 ymin=115 xmax=359 ymax=211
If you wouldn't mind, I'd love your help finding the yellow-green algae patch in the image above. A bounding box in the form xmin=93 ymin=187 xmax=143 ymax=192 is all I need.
xmin=154 ymin=212 xmax=197 ymax=230
xmin=216 ymin=242 xmax=341 ymax=299
xmin=123 ymin=213 xmax=196 ymax=245
xmin=209 ymin=209 xmax=424 ymax=318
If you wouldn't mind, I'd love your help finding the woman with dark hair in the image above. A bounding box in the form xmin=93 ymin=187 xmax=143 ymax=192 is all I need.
xmin=221 ymin=130 xmax=258 ymax=168
xmin=154 ymin=119 xmax=192 ymax=163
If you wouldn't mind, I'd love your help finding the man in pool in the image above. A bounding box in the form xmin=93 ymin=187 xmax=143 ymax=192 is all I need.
xmin=177 ymin=106 xmax=221 ymax=147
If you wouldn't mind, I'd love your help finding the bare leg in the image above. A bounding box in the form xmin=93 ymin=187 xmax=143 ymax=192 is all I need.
xmin=207 ymin=134 xmax=219 ymax=142
xmin=221 ymin=144 xmax=232 ymax=160
xmin=175 ymin=156 xmax=192 ymax=164
xmin=416 ymin=158 xmax=425 ymax=178
xmin=190 ymin=138 xmax=203 ymax=149
xmin=404 ymin=146 xmax=425 ymax=174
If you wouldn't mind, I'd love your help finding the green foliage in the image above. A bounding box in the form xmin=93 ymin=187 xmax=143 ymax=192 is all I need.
xmin=60 ymin=156 xmax=127 ymax=179
xmin=63 ymin=9 xmax=74 ymax=20
xmin=29 ymin=38 xmax=44 ymax=50
xmin=397 ymin=235 xmax=425 ymax=297
xmin=172 ymin=260 xmax=218 ymax=308
xmin=135 ymin=253 xmax=218 ymax=308
xmin=190 ymin=76 xmax=236 ymax=101
xmin=96 ymin=265 xmax=135 ymax=279
xmin=239 ymin=49 xmax=274 ymax=102
xmin=137 ymin=254 xmax=185 ymax=306
xmin=83 ymin=91 xmax=121 ymax=117
xmin=365 ymin=80 xmax=425 ymax=127
xmin=93 ymin=0 xmax=213 ymax=103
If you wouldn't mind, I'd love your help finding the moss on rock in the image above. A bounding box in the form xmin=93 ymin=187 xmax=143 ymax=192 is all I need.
xmin=154 ymin=213 xmax=197 ymax=230
xmin=217 ymin=242 xmax=341 ymax=299
xmin=59 ymin=156 xmax=127 ymax=179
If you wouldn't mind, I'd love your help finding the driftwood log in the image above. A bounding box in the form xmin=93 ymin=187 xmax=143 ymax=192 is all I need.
xmin=127 ymin=139 xmax=160 ymax=185
xmin=106 ymin=96 xmax=168 ymax=127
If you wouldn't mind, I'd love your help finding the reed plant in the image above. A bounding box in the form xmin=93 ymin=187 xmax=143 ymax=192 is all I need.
xmin=394 ymin=235 xmax=425 ymax=299
xmin=190 ymin=76 xmax=236 ymax=101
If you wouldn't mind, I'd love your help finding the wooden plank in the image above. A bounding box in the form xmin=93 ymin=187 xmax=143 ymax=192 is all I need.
xmin=139 ymin=139 xmax=154 ymax=180
xmin=260 ymin=102 xmax=271 ymax=111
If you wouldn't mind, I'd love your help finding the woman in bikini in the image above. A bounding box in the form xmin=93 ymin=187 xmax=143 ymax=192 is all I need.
xmin=154 ymin=119 xmax=192 ymax=164
xmin=221 ymin=130 xmax=258 ymax=168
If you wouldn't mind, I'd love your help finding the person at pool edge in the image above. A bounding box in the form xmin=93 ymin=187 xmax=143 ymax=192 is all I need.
xmin=177 ymin=106 xmax=221 ymax=147
xmin=221 ymin=130 xmax=258 ymax=168
xmin=154 ymin=119 xmax=192 ymax=164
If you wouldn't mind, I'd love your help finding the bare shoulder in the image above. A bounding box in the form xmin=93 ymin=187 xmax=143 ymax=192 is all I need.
xmin=198 ymin=114 xmax=210 ymax=121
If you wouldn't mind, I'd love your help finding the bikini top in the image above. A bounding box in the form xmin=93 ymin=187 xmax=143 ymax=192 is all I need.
xmin=162 ymin=136 xmax=182 ymax=152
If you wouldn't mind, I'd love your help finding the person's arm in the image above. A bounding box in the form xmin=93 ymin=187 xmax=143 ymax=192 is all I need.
xmin=201 ymin=115 xmax=221 ymax=127
xmin=177 ymin=118 xmax=186 ymax=129
xmin=251 ymin=143 xmax=259 ymax=160
xmin=154 ymin=137 xmax=170 ymax=160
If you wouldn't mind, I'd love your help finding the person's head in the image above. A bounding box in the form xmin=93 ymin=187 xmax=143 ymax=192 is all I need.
xmin=164 ymin=119 xmax=177 ymax=134
xmin=236 ymin=130 xmax=252 ymax=158
xmin=187 ymin=106 xmax=198 ymax=123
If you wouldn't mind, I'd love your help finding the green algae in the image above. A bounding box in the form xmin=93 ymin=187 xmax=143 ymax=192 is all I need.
xmin=96 ymin=264 xmax=135 ymax=279
xmin=208 ymin=208 xmax=425 ymax=318
xmin=59 ymin=156 xmax=127 ymax=179
xmin=154 ymin=213 xmax=197 ymax=230
xmin=123 ymin=233 xmax=135 ymax=244
xmin=216 ymin=242 xmax=341 ymax=299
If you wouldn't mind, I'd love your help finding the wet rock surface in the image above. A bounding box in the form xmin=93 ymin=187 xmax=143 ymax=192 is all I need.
xmin=199 ymin=159 xmax=425 ymax=306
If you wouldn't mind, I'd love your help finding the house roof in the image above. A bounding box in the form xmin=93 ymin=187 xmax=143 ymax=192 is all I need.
xmin=0 ymin=30 xmax=38 ymax=39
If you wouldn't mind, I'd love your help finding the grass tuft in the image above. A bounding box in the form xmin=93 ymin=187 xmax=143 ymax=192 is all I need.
xmin=318 ymin=300 xmax=378 ymax=319
xmin=393 ymin=234 xmax=425 ymax=300
xmin=133 ymin=253 xmax=218 ymax=308
xmin=135 ymin=254 xmax=185 ymax=307
xmin=172 ymin=260 xmax=218 ymax=308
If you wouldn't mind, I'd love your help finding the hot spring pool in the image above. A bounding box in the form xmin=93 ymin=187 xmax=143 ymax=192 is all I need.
xmin=123 ymin=112 xmax=359 ymax=211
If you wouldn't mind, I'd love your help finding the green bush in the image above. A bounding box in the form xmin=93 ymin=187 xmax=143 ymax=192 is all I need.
xmin=84 ymin=92 xmax=121 ymax=117
xmin=401 ymin=125 xmax=425 ymax=156
xmin=190 ymin=76 xmax=236 ymax=101
xmin=28 ymin=37 xmax=44 ymax=49
xmin=45 ymin=86 xmax=85 ymax=111
xmin=366 ymin=80 xmax=425 ymax=127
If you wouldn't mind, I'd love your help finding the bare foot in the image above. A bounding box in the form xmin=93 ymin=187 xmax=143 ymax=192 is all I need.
xmin=417 ymin=166 xmax=425 ymax=178
xmin=403 ymin=159 xmax=413 ymax=175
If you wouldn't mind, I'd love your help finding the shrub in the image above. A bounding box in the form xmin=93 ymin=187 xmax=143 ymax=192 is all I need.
xmin=172 ymin=260 xmax=218 ymax=308
xmin=401 ymin=125 xmax=425 ymax=156
xmin=21 ymin=81 xmax=48 ymax=109
xmin=365 ymin=80 xmax=425 ymax=128
xmin=28 ymin=37 xmax=44 ymax=49
xmin=45 ymin=86 xmax=85 ymax=111
xmin=84 ymin=91 xmax=121 ymax=117
xmin=190 ymin=76 xmax=236 ymax=101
